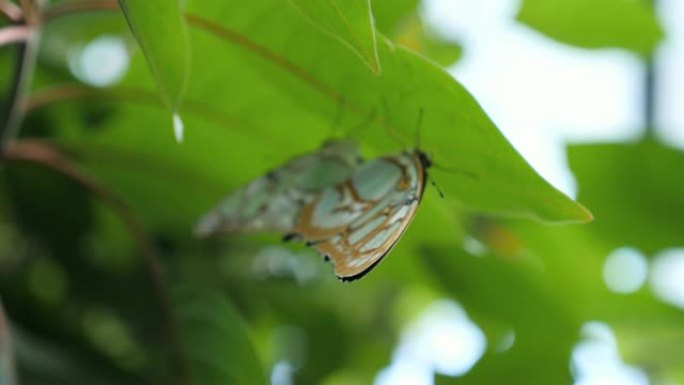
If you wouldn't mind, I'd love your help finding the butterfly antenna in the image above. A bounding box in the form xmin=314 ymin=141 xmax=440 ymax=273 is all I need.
xmin=380 ymin=97 xmax=408 ymax=150
xmin=330 ymin=98 xmax=346 ymax=137
xmin=432 ymin=162 xmax=479 ymax=180
xmin=346 ymin=107 xmax=377 ymax=139
xmin=430 ymin=178 xmax=445 ymax=198
xmin=415 ymin=108 xmax=425 ymax=149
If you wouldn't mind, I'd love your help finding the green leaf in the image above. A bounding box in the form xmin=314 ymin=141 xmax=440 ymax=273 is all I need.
xmin=179 ymin=1 xmax=590 ymax=223
xmin=174 ymin=287 xmax=267 ymax=385
xmin=288 ymin=0 xmax=380 ymax=73
xmin=118 ymin=0 xmax=190 ymax=112
xmin=517 ymin=0 xmax=663 ymax=55
xmin=370 ymin=44 xmax=590 ymax=223
xmin=569 ymin=139 xmax=684 ymax=253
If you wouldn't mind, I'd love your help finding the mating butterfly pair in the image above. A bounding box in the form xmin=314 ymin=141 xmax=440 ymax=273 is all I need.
xmin=195 ymin=140 xmax=431 ymax=281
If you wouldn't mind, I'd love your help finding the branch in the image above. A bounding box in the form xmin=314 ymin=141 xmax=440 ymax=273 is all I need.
xmin=18 ymin=0 xmax=37 ymax=25
xmin=0 ymin=25 xmax=32 ymax=46
xmin=0 ymin=0 xmax=22 ymax=22
xmin=1 ymin=140 xmax=190 ymax=385
xmin=0 ymin=298 xmax=17 ymax=385
xmin=1 ymin=28 xmax=39 ymax=147
xmin=42 ymin=0 xmax=116 ymax=20
xmin=25 ymin=84 xmax=278 ymax=145
xmin=643 ymin=0 xmax=659 ymax=138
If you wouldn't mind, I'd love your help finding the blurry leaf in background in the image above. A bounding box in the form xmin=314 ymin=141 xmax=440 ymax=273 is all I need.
xmin=425 ymin=245 xmax=577 ymax=385
xmin=517 ymin=0 xmax=664 ymax=55
xmin=392 ymin=14 xmax=461 ymax=67
xmin=174 ymin=287 xmax=267 ymax=385
xmin=11 ymin=324 xmax=144 ymax=385
xmin=509 ymin=215 xmax=684 ymax=385
xmin=117 ymin=0 xmax=190 ymax=139
xmin=2 ymin=162 xmax=92 ymax=262
xmin=288 ymin=0 xmax=380 ymax=73
xmin=569 ymin=140 xmax=684 ymax=254
xmin=373 ymin=0 xmax=461 ymax=68
xmin=372 ymin=0 xmax=419 ymax=34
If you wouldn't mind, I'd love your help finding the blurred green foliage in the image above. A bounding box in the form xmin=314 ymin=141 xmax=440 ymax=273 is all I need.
xmin=518 ymin=0 xmax=663 ymax=55
xmin=0 ymin=0 xmax=682 ymax=385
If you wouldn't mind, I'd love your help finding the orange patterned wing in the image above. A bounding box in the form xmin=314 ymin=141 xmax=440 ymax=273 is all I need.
xmin=293 ymin=151 xmax=429 ymax=281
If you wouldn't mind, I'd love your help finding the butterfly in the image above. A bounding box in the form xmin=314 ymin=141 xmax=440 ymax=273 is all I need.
xmin=196 ymin=140 xmax=434 ymax=282
xmin=287 ymin=150 xmax=432 ymax=281
xmin=195 ymin=139 xmax=362 ymax=236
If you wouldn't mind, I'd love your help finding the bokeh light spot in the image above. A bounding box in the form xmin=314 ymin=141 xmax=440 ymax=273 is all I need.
xmin=69 ymin=35 xmax=129 ymax=87
xmin=271 ymin=360 xmax=294 ymax=385
xmin=375 ymin=300 xmax=486 ymax=385
xmin=602 ymin=247 xmax=648 ymax=294
xmin=650 ymin=249 xmax=684 ymax=309
xmin=252 ymin=246 xmax=318 ymax=284
xmin=571 ymin=322 xmax=648 ymax=385
xmin=495 ymin=329 xmax=516 ymax=353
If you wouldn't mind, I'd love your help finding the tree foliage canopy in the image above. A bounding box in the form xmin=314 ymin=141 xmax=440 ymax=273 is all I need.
xmin=1 ymin=0 xmax=681 ymax=385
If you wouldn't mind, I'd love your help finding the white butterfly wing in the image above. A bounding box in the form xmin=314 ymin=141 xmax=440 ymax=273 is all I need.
xmin=195 ymin=140 xmax=361 ymax=236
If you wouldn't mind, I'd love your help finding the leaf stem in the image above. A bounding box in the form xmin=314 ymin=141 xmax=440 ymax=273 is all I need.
xmin=25 ymin=84 xmax=281 ymax=145
xmin=0 ymin=24 xmax=40 ymax=147
xmin=0 ymin=298 xmax=17 ymax=385
xmin=42 ymin=0 xmax=117 ymax=20
xmin=0 ymin=25 xmax=32 ymax=46
xmin=643 ymin=0 xmax=659 ymax=138
xmin=644 ymin=56 xmax=656 ymax=138
xmin=0 ymin=0 xmax=22 ymax=22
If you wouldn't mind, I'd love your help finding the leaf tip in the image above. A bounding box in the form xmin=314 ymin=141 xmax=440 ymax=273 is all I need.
xmin=367 ymin=55 xmax=382 ymax=75
xmin=577 ymin=202 xmax=594 ymax=223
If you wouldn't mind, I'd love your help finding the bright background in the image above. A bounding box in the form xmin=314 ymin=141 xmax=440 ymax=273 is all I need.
xmin=376 ymin=1 xmax=684 ymax=384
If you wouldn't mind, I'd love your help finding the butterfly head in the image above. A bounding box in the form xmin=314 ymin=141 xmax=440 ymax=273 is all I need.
xmin=416 ymin=150 xmax=433 ymax=170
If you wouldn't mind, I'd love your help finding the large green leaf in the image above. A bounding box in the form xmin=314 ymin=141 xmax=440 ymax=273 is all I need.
xmin=288 ymin=0 xmax=380 ymax=73
xmin=117 ymin=0 xmax=190 ymax=125
xmin=178 ymin=0 xmax=590 ymax=223
xmin=174 ymin=287 xmax=267 ymax=385
xmin=517 ymin=0 xmax=663 ymax=55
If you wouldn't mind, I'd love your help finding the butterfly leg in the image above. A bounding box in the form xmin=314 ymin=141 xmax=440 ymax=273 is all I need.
xmin=283 ymin=233 xmax=301 ymax=242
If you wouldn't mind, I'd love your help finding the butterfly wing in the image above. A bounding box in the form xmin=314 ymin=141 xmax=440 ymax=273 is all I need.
xmin=295 ymin=152 xmax=427 ymax=281
xmin=195 ymin=140 xmax=362 ymax=236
